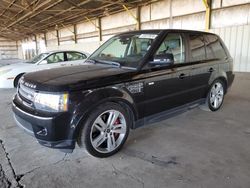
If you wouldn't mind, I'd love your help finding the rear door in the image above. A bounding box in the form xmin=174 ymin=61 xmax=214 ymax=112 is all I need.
xmin=187 ymin=33 xmax=211 ymax=100
xmin=187 ymin=33 xmax=221 ymax=100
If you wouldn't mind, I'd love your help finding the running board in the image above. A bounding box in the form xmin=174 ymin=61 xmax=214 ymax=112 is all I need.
xmin=134 ymin=99 xmax=205 ymax=129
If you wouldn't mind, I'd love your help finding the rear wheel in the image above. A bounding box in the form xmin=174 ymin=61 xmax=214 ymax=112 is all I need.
xmin=202 ymin=80 xmax=226 ymax=111
xmin=78 ymin=102 xmax=130 ymax=158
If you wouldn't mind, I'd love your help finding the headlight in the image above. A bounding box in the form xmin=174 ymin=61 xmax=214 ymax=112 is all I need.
xmin=0 ymin=69 xmax=11 ymax=75
xmin=34 ymin=92 xmax=68 ymax=112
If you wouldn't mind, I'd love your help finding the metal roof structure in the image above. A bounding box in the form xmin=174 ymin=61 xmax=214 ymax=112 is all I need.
xmin=0 ymin=0 xmax=158 ymax=40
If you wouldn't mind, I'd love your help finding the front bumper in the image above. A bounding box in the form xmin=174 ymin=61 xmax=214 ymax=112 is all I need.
xmin=12 ymin=101 xmax=76 ymax=150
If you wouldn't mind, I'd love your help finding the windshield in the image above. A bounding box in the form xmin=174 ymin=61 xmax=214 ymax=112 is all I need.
xmin=27 ymin=53 xmax=49 ymax=64
xmin=89 ymin=33 xmax=159 ymax=68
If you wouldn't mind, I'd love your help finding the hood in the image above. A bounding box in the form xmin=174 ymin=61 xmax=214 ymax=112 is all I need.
xmin=22 ymin=63 xmax=135 ymax=92
xmin=0 ymin=62 xmax=32 ymax=71
xmin=0 ymin=59 xmax=26 ymax=67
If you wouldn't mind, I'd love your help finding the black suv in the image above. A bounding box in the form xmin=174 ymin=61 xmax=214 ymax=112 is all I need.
xmin=12 ymin=30 xmax=234 ymax=157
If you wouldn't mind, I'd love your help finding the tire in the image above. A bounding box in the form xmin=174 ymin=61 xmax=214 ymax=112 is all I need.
xmin=78 ymin=102 xmax=130 ymax=158
xmin=14 ymin=74 xmax=24 ymax=88
xmin=203 ymin=79 xmax=226 ymax=111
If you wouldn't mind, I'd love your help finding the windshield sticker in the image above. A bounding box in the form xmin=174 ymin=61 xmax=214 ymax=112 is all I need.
xmin=139 ymin=34 xmax=158 ymax=39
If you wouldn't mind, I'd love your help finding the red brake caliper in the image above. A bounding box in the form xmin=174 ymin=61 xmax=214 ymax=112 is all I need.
xmin=113 ymin=118 xmax=120 ymax=139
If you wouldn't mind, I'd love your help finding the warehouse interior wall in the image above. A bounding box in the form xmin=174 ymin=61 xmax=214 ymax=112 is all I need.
xmin=17 ymin=0 xmax=250 ymax=72
xmin=0 ymin=37 xmax=18 ymax=60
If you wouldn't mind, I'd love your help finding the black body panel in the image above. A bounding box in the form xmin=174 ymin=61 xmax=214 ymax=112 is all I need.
xmin=23 ymin=63 xmax=134 ymax=92
xmin=12 ymin=29 xmax=235 ymax=151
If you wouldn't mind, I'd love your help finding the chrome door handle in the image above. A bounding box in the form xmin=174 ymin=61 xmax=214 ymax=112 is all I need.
xmin=208 ymin=67 xmax=215 ymax=72
xmin=148 ymin=82 xmax=154 ymax=86
xmin=179 ymin=73 xmax=187 ymax=79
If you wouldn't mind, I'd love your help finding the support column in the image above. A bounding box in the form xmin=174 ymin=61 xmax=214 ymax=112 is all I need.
xmin=44 ymin=32 xmax=47 ymax=47
xmin=73 ymin=24 xmax=77 ymax=43
xmin=202 ymin=0 xmax=211 ymax=31
xmin=122 ymin=5 xmax=141 ymax=30
xmin=98 ymin=17 xmax=102 ymax=41
xmin=85 ymin=17 xmax=102 ymax=42
xmin=56 ymin=30 xmax=60 ymax=46
xmin=34 ymin=34 xmax=38 ymax=55
xmin=136 ymin=6 xmax=141 ymax=30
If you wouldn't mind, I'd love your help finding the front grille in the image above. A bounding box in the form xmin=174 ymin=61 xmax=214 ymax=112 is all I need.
xmin=17 ymin=83 xmax=35 ymax=107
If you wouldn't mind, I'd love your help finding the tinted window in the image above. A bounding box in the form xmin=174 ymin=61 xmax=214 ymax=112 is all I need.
xmin=67 ymin=52 xmax=87 ymax=61
xmin=189 ymin=34 xmax=206 ymax=62
xmin=205 ymin=34 xmax=227 ymax=60
xmin=156 ymin=33 xmax=185 ymax=64
xmin=46 ymin=52 xmax=64 ymax=64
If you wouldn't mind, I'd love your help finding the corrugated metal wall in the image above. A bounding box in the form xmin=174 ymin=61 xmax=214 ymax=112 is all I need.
xmin=15 ymin=0 xmax=250 ymax=72
xmin=211 ymin=25 xmax=250 ymax=72
xmin=0 ymin=37 xmax=18 ymax=60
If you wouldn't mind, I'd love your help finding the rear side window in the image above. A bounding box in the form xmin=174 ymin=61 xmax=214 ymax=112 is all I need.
xmin=189 ymin=34 xmax=206 ymax=62
xmin=205 ymin=34 xmax=227 ymax=60
xmin=67 ymin=52 xmax=87 ymax=61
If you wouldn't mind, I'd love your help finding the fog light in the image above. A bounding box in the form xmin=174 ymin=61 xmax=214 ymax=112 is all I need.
xmin=36 ymin=128 xmax=47 ymax=136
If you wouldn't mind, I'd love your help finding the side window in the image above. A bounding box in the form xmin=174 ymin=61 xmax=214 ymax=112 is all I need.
xmin=67 ymin=52 xmax=87 ymax=61
xmin=205 ymin=34 xmax=227 ymax=59
xmin=204 ymin=34 xmax=216 ymax=60
xmin=189 ymin=34 xmax=206 ymax=62
xmin=155 ymin=33 xmax=185 ymax=64
xmin=46 ymin=52 xmax=64 ymax=64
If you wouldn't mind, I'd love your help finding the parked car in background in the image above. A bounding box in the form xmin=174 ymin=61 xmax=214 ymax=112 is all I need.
xmin=0 ymin=50 xmax=89 ymax=88
xmin=12 ymin=30 xmax=234 ymax=157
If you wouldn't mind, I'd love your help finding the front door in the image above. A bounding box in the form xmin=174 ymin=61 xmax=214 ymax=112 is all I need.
xmin=37 ymin=52 xmax=66 ymax=71
xmin=143 ymin=32 xmax=193 ymax=116
xmin=144 ymin=66 xmax=192 ymax=117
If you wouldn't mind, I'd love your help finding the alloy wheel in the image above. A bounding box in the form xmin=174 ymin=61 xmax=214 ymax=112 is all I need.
xmin=90 ymin=110 xmax=127 ymax=153
xmin=210 ymin=82 xmax=224 ymax=109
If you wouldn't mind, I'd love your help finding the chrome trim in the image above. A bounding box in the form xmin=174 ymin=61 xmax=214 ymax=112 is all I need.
xmin=17 ymin=93 xmax=32 ymax=108
xmin=13 ymin=114 xmax=34 ymax=136
xmin=36 ymin=128 xmax=48 ymax=136
xmin=18 ymin=83 xmax=35 ymax=102
xmin=13 ymin=102 xmax=53 ymax=120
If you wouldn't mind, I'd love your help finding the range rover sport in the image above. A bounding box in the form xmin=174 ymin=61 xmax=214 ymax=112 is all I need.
xmin=12 ymin=30 xmax=234 ymax=157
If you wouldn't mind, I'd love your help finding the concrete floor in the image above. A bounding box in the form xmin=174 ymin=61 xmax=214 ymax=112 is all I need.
xmin=0 ymin=73 xmax=250 ymax=188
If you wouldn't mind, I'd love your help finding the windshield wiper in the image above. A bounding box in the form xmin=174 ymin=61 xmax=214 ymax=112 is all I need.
xmin=86 ymin=58 xmax=136 ymax=70
xmin=87 ymin=59 xmax=121 ymax=67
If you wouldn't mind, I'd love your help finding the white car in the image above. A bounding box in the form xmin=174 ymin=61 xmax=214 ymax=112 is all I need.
xmin=0 ymin=50 xmax=89 ymax=88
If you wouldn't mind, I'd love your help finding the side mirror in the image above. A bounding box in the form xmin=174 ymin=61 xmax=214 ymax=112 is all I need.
xmin=39 ymin=60 xmax=48 ymax=65
xmin=150 ymin=53 xmax=174 ymax=66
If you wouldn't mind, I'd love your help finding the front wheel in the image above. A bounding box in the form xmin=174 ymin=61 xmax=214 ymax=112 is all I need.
xmin=206 ymin=80 xmax=225 ymax=111
xmin=78 ymin=102 xmax=130 ymax=158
